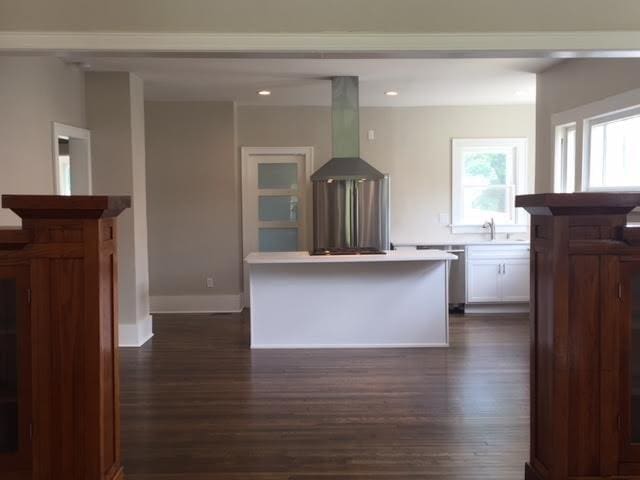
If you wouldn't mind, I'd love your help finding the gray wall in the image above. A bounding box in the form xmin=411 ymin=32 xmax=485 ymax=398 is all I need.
xmin=145 ymin=103 xmax=535 ymax=302
xmin=145 ymin=101 xmax=241 ymax=297
xmin=86 ymin=72 xmax=152 ymax=346
xmin=535 ymin=59 xmax=640 ymax=193
xmin=239 ymin=104 xmax=536 ymax=244
xmin=0 ymin=56 xmax=86 ymax=225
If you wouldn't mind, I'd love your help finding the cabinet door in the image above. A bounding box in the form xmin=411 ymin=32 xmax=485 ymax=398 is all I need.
xmin=619 ymin=261 xmax=640 ymax=463
xmin=501 ymin=259 xmax=530 ymax=302
xmin=0 ymin=265 xmax=31 ymax=472
xmin=466 ymin=260 xmax=502 ymax=303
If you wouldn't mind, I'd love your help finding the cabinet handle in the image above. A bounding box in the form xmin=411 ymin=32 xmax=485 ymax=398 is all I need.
xmin=503 ymin=263 xmax=506 ymax=275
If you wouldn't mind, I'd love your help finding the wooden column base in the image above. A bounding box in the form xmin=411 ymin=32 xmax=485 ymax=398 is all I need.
xmin=525 ymin=463 xmax=543 ymax=480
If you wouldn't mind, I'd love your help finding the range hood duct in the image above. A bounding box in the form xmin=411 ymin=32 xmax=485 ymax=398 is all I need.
xmin=310 ymin=77 xmax=384 ymax=181
xmin=311 ymin=76 xmax=390 ymax=253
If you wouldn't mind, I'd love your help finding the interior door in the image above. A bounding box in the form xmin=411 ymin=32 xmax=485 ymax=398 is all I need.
xmin=501 ymin=259 xmax=530 ymax=302
xmin=241 ymin=147 xmax=312 ymax=299
xmin=0 ymin=264 xmax=31 ymax=472
xmin=466 ymin=260 xmax=502 ymax=303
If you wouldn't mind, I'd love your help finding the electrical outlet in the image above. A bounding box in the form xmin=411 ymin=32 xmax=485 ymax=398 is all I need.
xmin=206 ymin=277 xmax=214 ymax=288
xmin=367 ymin=129 xmax=375 ymax=141
xmin=438 ymin=213 xmax=450 ymax=226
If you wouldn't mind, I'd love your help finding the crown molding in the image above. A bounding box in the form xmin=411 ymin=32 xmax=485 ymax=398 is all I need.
xmin=0 ymin=30 xmax=639 ymax=56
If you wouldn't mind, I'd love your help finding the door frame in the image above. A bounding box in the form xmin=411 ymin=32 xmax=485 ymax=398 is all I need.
xmin=51 ymin=122 xmax=92 ymax=195
xmin=241 ymin=146 xmax=313 ymax=303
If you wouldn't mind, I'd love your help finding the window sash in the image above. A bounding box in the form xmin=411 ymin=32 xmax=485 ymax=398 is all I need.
xmin=451 ymin=138 xmax=528 ymax=232
xmin=585 ymin=107 xmax=640 ymax=191
xmin=460 ymin=184 xmax=516 ymax=225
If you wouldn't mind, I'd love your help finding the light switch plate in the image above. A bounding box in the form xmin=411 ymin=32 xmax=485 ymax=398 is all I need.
xmin=438 ymin=213 xmax=450 ymax=225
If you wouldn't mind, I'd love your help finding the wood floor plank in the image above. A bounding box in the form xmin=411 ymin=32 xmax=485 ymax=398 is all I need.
xmin=120 ymin=312 xmax=529 ymax=479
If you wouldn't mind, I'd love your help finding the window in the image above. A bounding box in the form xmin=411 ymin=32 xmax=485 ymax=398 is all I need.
xmin=554 ymin=124 xmax=576 ymax=193
xmin=57 ymin=137 xmax=71 ymax=196
xmin=586 ymin=107 xmax=640 ymax=190
xmin=452 ymin=138 xmax=528 ymax=233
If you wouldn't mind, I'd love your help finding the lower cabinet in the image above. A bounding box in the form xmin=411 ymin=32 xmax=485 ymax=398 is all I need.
xmin=465 ymin=245 xmax=530 ymax=306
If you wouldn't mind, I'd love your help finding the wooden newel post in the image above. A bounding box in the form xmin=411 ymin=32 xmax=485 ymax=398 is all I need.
xmin=517 ymin=192 xmax=640 ymax=480
xmin=0 ymin=195 xmax=130 ymax=480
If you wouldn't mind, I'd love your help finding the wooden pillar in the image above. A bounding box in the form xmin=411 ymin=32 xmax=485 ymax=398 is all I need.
xmin=517 ymin=192 xmax=640 ymax=480
xmin=0 ymin=195 xmax=130 ymax=480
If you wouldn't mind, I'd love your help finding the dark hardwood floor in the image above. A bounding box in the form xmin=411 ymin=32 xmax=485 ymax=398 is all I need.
xmin=120 ymin=312 xmax=529 ymax=480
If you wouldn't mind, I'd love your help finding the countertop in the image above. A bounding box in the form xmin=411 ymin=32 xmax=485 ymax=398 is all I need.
xmin=393 ymin=240 xmax=529 ymax=247
xmin=245 ymin=250 xmax=457 ymax=264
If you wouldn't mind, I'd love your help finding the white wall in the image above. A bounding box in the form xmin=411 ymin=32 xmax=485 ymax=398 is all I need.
xmin=0 ymin=56 xmax=85 ymax=225
xmin=535 ymin=59 xmax=640 ymax=193
xmin=1 ymin=0 xmax=640 ymax=33
xmin=86 ymin=72 xmax=152 ymax=346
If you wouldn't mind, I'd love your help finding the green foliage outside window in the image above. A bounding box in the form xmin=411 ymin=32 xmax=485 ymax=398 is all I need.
xmin=464 ymin=152 xmax=508 ymax=213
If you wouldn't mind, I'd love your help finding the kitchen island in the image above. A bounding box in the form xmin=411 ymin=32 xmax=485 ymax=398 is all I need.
xmin=245 ymin=249 xmax=457 ymax=349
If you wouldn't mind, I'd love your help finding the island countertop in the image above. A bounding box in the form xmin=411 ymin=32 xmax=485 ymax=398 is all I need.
xmin=245 ymin=249 xmax=457 ymax=265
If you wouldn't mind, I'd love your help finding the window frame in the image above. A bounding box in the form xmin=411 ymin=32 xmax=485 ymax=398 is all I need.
xmin=551 ymin=87 xmax=640 ymax=194
xmin=583 ymin=105 xmax=640 ymax=192
xmin=553 ymin=123 xmax=577 ymax=193
xmin=451 ymin=138 xmax=529 ymax=234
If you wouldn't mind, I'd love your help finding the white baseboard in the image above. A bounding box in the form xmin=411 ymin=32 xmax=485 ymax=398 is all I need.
xmin=119 ymin=315 xmax=154 ymax=347
xmin=465 ymin=303 xmax=529 ymax=314
xmin=150 ymin=294 xmax=243 ymax=314
xmin=251 ymin=342 xmax=449 ymax=349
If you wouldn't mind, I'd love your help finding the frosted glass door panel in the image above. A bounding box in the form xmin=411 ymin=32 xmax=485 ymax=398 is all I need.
xmin=258 ymin=163 xmax=298 ymax=190
xmin=259 ymin=196 xmax=298 ymax=222
xmin=259 ymin=228 xmax=299 ymax=252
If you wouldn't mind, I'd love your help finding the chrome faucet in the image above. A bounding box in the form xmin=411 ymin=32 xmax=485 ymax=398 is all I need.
xmin=483 ymin=217 xmax=496 ymax=241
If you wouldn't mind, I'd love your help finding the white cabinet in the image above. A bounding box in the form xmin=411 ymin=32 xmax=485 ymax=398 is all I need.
xmin=466 ymin=259 xmax=502 ymax=302
xmin=501 ymin=258 xmax=530 ymax=302
xmin=466 ymin=245 xmax=530 ymax=305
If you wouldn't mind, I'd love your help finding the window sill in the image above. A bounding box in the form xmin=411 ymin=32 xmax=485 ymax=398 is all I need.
xmin=451 ymin=224 xmax=528 ymax=235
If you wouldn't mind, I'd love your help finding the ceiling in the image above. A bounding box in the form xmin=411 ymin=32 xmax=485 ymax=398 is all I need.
xmin=71 ymin=57 xmax=558 ymax=106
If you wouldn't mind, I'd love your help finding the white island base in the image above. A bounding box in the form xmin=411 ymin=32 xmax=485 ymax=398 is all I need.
xmin=245 ymin=250 xmax=457 ymax=349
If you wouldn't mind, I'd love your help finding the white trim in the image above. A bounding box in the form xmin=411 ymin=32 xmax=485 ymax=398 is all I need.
xmin=2 ymin=31 xmax=640 ymax=53
xmin=119 ymin=316 xmax=154 ymax=347
xmin=451 ymin=138 xmax=528 ymax=233
xmin=464 ymin=304 xmax=529 ymax=314
xmin=150 ymin=294 xmax=243 ymax=313
xmin=251 ymin=342 xmax=449 ymax=349
xmin=51 ymin=122 xmax=92 ymax=195
xmin=551 ymin=87 xmax=640 ymax=192
xmin=553 ymin=123 xmax=577 ymax=193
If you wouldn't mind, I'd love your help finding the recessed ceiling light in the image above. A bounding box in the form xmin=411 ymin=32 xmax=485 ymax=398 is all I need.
xmin=385 ymin=90 xmax=399 ymax=96
xmin=257 ymin=90 xmax=272 ymax=96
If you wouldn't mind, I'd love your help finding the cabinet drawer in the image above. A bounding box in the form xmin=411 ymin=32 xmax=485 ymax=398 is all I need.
xmin=466 ymin=244 xmax=530 ymax=260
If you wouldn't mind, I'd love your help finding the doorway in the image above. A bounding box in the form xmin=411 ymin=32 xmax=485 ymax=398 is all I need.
xmin=241 ymin=146 xmax=313 ymax=301
xmin=51 ymin=122 xmax=92 ymax=195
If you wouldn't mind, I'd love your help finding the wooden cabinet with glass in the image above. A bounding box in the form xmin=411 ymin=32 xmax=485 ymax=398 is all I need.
xmin=0 ymin=195 xmax=129 ymax=480
xmin=619 ymin=260 xmax=640 ymax=474
xmin=0 ymin=265 xmax=30 ymax=476
xmin=517 ymin=192 xmax=640 ymax=480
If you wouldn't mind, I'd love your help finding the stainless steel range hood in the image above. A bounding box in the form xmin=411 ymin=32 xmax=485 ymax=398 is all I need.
xmin=311 ymin=77 xmax=390 ymax=253
xmin=310 ymin=77 xmax=384 ymax=181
